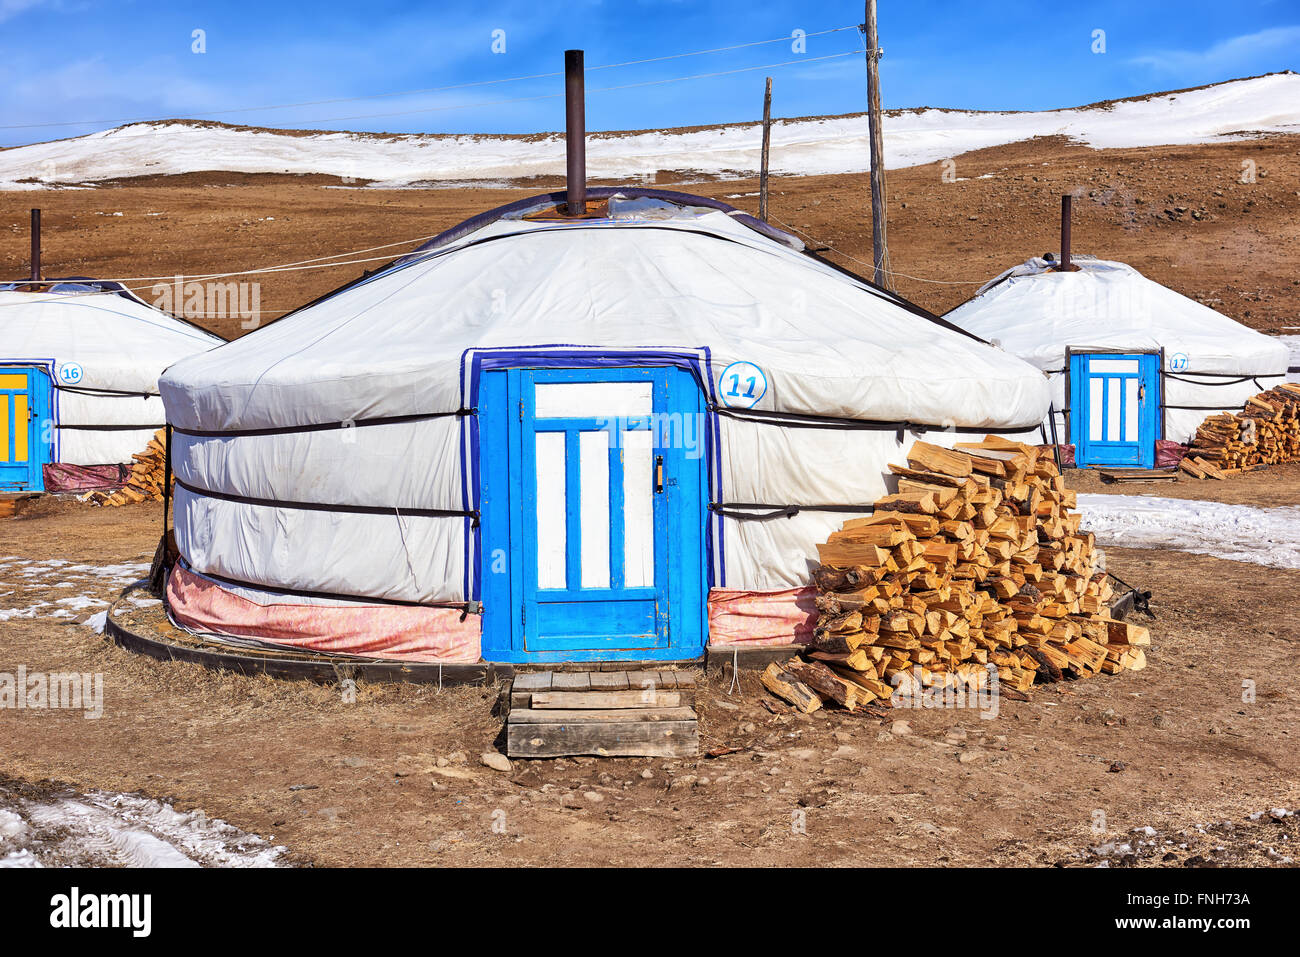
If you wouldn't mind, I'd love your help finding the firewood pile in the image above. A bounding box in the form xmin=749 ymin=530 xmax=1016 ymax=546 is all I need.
xmin=1184 ymin=383 xmax=1300 ymax=477
xmin=82 ymin=429 xmax=170 ymax=506
xmin=760 ymin=437 xmax=1150 ymax=715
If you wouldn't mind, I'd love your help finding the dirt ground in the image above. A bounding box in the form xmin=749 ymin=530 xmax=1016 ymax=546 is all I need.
xmin=1068 ymin=461 xmax=1300 ymax=507
xmin=2 ymin=477 xmax=1298 ymax=867
xmin=2 ymin=134 xmax=1299 ymax=866
xmin=2 ymin=135 xmax=1297 ymax=339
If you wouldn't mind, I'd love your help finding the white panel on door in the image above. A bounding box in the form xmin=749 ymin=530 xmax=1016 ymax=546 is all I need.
xmin=1088 ymin=378 xmax=1103 ymax=441
xmin=622 ymin=429 xmax=654 ymax=588
xmin=535 ymin=432 xmax=567 ymax=589
xmin=535 ymin=382 xmax=653 ymax=419
xmin=579 ymin=429 xmax=611 ymax=589
xmin=1124 ymin=378 xmax=1140 ymax=442
xmin=1090 ymin=358 xmax=1140 ymax=375
xmin=1107 ymin=378 xmax=1121 ymax=441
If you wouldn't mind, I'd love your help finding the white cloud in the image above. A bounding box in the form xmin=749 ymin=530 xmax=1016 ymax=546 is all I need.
xmin=0 ymin=0 xmax=49 ymax=24
xmin=1130 ymin=25 xmax=1300 ymax=77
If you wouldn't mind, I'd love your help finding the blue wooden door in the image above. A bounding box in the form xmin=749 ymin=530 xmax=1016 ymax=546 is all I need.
xmin=1070 ymin=353 xmax=1159 ymax=468
xmin=0 ymin=367 xmax=51 ymax=492
xmin=479 ymin=366 xmax=707 ymax=662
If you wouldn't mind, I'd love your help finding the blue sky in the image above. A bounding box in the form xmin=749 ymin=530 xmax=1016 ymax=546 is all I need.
xmin=0 ymin=0 xmax=1295 ymax=146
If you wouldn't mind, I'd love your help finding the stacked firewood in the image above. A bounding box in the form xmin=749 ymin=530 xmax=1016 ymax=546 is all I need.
xmin=760 ymin=437 xmax=1150 ymax=714
xmin=1185 ymin=383 xmax=1300 ymax=476
xmin=83 ymin=429 xmax=170 ymax=506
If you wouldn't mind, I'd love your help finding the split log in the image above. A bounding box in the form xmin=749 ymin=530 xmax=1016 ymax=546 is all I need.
xmin=759 ymin=663 xmax=822 ymax=714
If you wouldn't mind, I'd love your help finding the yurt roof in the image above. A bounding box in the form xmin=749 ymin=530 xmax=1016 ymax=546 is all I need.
xmin=161 ymin=189 xmax=1051 ymax=434
xmin=0 ymin=278 xmax=224 ymax=393
xmin=944 ymin=256 xmax=1289 ymax=375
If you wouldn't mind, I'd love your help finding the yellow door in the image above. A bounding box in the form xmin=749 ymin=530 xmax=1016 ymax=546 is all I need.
xmin=1 ymin=369 xmax=50 ymax=491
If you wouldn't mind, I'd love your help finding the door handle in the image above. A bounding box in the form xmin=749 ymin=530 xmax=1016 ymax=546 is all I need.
xmin=655 ymin=455 xmax=664 ymax=494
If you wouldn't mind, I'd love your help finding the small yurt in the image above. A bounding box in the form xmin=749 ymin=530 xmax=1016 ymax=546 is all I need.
xmin=158 ymin=184 xmax=1051 ymax=665
xmin=1 ymin=271 xmax=222 ymax=493
xmin=945 ymin=198 xmax=1289 ymax=469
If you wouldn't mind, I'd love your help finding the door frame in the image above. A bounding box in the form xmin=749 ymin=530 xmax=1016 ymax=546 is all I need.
xmin=0 ymin=363 xmax=54 ymax=492
xmin=476 ymin=361 xmax=710 ymax=663
xmin=1066 ymin=347 xmax=1163 ymax=468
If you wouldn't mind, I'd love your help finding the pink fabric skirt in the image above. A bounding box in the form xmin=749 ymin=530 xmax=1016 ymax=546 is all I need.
xmin=706 ymin=586 xmax=818 ymax=647
xmin=166 ymin=563 xmax=481 ymax=662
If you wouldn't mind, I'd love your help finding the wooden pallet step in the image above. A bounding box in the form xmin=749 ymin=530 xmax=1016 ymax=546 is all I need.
xmin=512 ymin=689 xmax=684 ymax=710
xmin=505 ymin=668 xmax=700 ymax=758
xmin=507 ymin=709 xmax=698 ymax=758
xmin=508 ymin=706 xmax=696 ymax=724
xmin=511 ymin=669 xmax=695 ymax=693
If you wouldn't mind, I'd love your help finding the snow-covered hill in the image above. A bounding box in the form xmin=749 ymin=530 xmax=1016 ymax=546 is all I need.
xmin=2 ymin=72 xmax=1297 ymax=189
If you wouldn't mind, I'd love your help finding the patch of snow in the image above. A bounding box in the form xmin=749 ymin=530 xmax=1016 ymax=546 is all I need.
xmin=0 ymin=849 xmax=41 ymax=868
xmin=0 ymin=809 xmax=27 ymax=841
xmin=65 ymin=562 xmax=149 ymax=579
xmin=83 ymin=610 xmax=109 ymax=634
xmin=3 ymin=789 xmax=287 ymax=868
xmin=0 ymin=554 xmax=149 ymax=626
xmin=2 ymin=73 xmax=1297 ymax=188
xmin=54 ymin=595 xmax=110 ymax=611
xmin=25 ymin=799 xmax=199 ymax=868
xmin=1076 ymin=493 xmax=1300 ymax=569
xmin=1276 ymin=335 xmax=1300 ymax=383
xmin=0 ymin=604 xmax=48 ymax=621
xmin=86 ymin=793 xmax=288 ymax=868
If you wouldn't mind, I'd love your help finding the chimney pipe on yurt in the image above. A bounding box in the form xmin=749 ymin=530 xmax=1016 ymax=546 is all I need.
xmin=564 ymin=49 xmax=587 ymax=216
xmin=1057 ymin=194 xmax=1079 ymax=272
xmin=30 ymin=208 xmax=41 ymax=282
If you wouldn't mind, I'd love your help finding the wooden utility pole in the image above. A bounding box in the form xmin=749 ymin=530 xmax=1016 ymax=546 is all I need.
xmin=863 ymin=1 xmax=891 ymax=288
xmin=759 ymin=77 xmax=773 ymax=222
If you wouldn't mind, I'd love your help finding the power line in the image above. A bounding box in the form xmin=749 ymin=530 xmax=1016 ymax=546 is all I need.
xmin=96 ymin=231 xmax=448 ymax=283
xmin=0 ymin=231 xmax=453 ymax=309
xmin=0 ymin=25 xmax=860 ymax=132
xmin=1 ymin=46 xmax=863 ymax=153
xmin=5 ymin=210 xmax=982 ymax=321
xmin=299 ymin=50 xmax=860 ymax=126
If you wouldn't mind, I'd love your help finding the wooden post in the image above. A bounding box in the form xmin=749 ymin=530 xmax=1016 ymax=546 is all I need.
xmin=863 ymin=1 xmax=891 ymax=288
xmin=30 ymin=208 xmax=41 ymax=282
xmin=759 ymin=76 xmax=773 ymax=222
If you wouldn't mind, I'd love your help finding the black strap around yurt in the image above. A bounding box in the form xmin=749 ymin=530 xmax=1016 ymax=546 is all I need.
xmin=710 ymin=502 xmax=877 ymax=520
xmin=1161 ymin=370 xmax=1285 ymax=381
xmin=1045 ymin=369 xmax=1285 ymax=388
xmin=179 ymin=561 xmax=482 ymax=618
xmin=172 ymin=476 xmax=478 ymax=523
xmin=55 ymin=423 xmax=166 ymax=431
xmin=52 ymin=384 xmax=161 ymax=398
xmin=708 ymin=404 xmax=1037 ymax=436
xmin=1161 ymin=372 xmax=1282 ymax=390
xmin=170 ymin=408 xmax=474 ymax=439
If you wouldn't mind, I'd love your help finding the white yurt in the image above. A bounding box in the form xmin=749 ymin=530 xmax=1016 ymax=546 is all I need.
xmin=1 ymin=278 xmax=222 ymax=494
xmin=945 ymin=243 xmax=1289 ymax=469
xmin=158 ymin=186 xmax=1052 ymax=665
